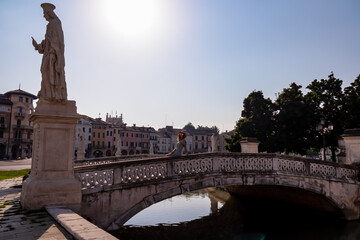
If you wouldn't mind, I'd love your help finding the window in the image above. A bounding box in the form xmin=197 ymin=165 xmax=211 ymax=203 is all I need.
xmin=107 ymin=131 xmax=109 ymax=136
xmin=0 ymin=106 xmax=6 ymax=112
xmin=93 ymin=132 xmax=95 ymax=138
xmin=108 ymin=142 xmax=111 ymax=148
xmin=26 ymin=98 xmax=29 ymax=103
xmin=0 ymin=131 xmax=3 ymax=138
xmin=83 ymin=127 xmax=85 ymax=132
xmin=17 ymin=120 xmax=21 ymax=127
xmin=202 ymin=136 xmax=204 ymax=141
xmin=89 ymin=128 xmax=92 ymax=133
xmin=14 ymin=131 xmax=22 ymax=139
xmin=131 ymin=133 xmax=133 ymax=138
xmin=19 ymin=96 xmax=23 ymax=102
xmin=0 ymin=117 xmax=4 ymax=124
xmin=88 ymin=136 xmax=91 ymax=141
xmin=97 ymin=133 xmax=100 ymax=138
xmin=110 ymin=132 xmax=113 ymax=136
xmin=102 ymin=133 xmax=105 ymax=138
xmin=135 ymin=134 xmax=138 ymax=138
xmin=17 ymin=107 xmax=22 ymax=113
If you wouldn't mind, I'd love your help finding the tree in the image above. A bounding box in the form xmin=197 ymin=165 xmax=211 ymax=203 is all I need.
xmin=305 ymin=72 xmax=345 ymax=161
xmin=183 ymin=122 xmax=195 ymax=133
xmin=227 ymin=91 xmax=275 ymax=152
xmin=343 ymin=74 xmax=360 ymax=129
xmin=273 ymin=83 xmax=313 ymax=155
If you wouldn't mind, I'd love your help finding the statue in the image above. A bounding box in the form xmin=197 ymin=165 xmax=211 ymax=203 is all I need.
xmin=149 ymin=143 xmax=154 ymax=155
xmin=32 ymin=3 xmax=67 ymax=102
xmin=77 ymin=128 xmax=85 ymax=160
xmin=115 ymin=138 xmax=122 ymax=157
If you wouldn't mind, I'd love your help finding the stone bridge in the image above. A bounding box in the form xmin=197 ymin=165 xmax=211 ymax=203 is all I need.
xmin=73 ymin=152 xmax=360 ymax=230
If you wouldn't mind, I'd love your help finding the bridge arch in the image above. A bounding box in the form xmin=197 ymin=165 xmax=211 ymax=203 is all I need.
xmin=105 ymin=174 xmax=347 ymax=230
xmin=74 ymin=153 xmax=359 ymax=230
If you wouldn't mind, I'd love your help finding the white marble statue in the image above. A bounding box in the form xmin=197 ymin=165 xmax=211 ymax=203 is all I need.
xmin=149 ymin=143 xmax=154 ymax=155
xmin=32 ymin=3 xmax=67 ymax=102
xmin=115 ymin=138 xmax=122 ymax=157
xmin=77 ymin=128 xmax=85 ymax=159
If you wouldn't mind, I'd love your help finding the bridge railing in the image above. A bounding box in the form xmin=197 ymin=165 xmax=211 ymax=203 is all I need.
xmin=74 ymin=154 xmax=161 ymax=166
xmin=74 ymin=153 xmax=359 ymax=192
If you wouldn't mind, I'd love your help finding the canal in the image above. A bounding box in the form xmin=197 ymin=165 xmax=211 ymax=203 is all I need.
xmin=108 ymin=188 xmax=360 ymax=240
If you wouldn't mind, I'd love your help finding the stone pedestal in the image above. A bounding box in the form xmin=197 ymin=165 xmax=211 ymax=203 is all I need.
xmin=21 ymin=100 xmax=81 ymax=212
xmin=240 ymin=137 xmax=260 ymax=153
xmin=341 ymin=129 xmax=360 ymax=165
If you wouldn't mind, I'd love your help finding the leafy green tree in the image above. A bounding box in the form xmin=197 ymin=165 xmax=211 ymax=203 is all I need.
xmin=183 ymin=122 xmax=195 ymax=133
xmin=273 ymin=83 xmax=313 ymax=155
xmin=343 ymin=74 xmax=360 ymax=129
xmin=227 ymin=91 xmax=275 ymax=152
xmin=305 ymin=72 xmax=345 ymax=161
xmin=197 ymin=125 xmax=219 ymax=133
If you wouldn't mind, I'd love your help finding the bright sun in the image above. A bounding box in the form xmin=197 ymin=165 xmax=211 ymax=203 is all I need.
xmin=100 ymin=0 xmax=164 ymax=41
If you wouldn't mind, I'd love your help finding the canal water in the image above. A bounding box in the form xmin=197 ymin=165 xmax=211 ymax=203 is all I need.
xmin=108 ymin=188 xmax=360 ymax=240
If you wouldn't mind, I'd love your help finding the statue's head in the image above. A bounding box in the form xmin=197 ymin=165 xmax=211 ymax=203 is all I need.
xmin=41 ymin=3 xmax=56 ymax=21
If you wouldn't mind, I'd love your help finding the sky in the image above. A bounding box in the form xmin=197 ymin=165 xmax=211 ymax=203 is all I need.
xmin=0 ymin=0 xmax=359 ymax=132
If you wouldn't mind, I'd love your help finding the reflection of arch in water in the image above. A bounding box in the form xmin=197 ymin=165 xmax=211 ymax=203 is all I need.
xmin=106 ymin=176 xmax=345 ymax=230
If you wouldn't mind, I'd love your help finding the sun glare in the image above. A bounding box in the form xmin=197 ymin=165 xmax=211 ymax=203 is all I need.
xmin=100 ymin=0 xmax=164 ymax=41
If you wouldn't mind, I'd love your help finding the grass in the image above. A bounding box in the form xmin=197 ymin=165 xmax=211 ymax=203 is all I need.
xmin=0 ymin=169 xmax=30 ymax=181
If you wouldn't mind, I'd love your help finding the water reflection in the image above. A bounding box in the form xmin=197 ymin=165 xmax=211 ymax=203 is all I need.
xmin=109 ymin=188 xmax=360 ymax=240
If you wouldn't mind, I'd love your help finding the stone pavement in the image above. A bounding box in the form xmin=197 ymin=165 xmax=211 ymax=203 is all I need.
xmin=0 ymin=177 xmax=73 ymax=239
xmin=0 ymin=177 xmax=120 ymax=240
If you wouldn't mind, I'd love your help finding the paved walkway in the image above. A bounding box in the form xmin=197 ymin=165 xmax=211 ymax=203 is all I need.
xmin=0 ymin=177 xmax=73 ymax=239
xmin=0 ymin=158 xmax=32 ymax=171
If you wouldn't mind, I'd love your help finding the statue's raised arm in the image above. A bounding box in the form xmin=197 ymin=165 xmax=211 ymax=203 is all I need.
xmin=33 ymin=3 xmax=67 ymax=103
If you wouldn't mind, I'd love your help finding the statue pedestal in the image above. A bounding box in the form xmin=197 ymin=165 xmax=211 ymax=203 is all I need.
xmin=240 ymin=137 xmax=260 ymax=153
xmin=21 ymin=100 xmax=81 ymax=212
xmin=341 ymin=129 xmax=360 ymax=165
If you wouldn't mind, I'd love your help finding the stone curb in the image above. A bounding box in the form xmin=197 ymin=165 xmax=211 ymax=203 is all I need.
xmin=46 ymin=205 xmax=118 ymax=240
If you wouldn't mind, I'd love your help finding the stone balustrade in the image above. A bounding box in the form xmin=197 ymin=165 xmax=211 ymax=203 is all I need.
xmin=74 ymin=153 xmax=358 ymax=192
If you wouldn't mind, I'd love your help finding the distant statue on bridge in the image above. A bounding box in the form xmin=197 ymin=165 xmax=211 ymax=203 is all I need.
xmin=32 ymin=3 xmax=67 ymax=103
xmin=115 ymin=138 xmax=122 ymax=157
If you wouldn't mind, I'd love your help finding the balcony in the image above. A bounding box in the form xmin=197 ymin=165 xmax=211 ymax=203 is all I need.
xmin=13 ymin=125 xmax=33 ymax=130
xmin=13 ymin=138 xmax=32 ymax=144
xmin=15 ymin=112 xmax=25 ymax=119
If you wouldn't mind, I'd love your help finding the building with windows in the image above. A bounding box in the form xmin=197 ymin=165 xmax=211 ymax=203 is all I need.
xmin=91 ymin=118 xmax=110 ymax=157
xmin=75 ymin=116 xmax=93 ymax=158
xmin=0 ymin=89 xmax=37 ymax=159
xmin=192 ymin=129 xmax=217 ymax=153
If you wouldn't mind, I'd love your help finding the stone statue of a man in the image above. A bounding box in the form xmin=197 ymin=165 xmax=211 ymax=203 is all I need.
xmin=32 ymin=3 xmax=67 ymax=102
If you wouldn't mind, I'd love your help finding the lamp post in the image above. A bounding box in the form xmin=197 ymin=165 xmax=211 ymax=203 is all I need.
xmin=316 ymin=119 xmax=334 ymax=161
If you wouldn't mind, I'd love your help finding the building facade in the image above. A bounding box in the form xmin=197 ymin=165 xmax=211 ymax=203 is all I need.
xmin=0 ymin=89 xmax=37 ymax=159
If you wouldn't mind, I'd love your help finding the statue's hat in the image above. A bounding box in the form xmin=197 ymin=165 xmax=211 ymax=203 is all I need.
xmin=41 ymin=3 xmax=55 ymax=12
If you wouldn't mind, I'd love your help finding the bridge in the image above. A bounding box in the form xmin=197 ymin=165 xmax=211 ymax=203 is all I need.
xmin=73 ymin=152 xmax=360 ymax=230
